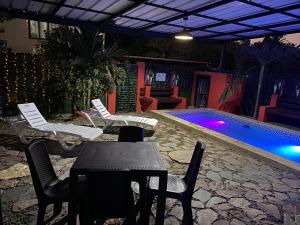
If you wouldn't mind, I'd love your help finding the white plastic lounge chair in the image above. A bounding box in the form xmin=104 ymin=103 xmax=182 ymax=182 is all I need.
xmin=11 ymin=103 xmax=103 ymax=150
xmin=82 ymin=99 xmax=158 ymax=129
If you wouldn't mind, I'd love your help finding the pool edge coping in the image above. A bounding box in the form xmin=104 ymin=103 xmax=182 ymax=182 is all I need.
xmin=151 ymin=109 xmax=300 ymax=175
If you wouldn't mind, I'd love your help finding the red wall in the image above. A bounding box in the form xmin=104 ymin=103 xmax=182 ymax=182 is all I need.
xmin=192 ymin=71 xmax=244 ymax=113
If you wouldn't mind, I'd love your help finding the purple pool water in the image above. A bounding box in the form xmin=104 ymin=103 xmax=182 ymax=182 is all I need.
xmin=169 ymin=110 xmax=300 ymax=164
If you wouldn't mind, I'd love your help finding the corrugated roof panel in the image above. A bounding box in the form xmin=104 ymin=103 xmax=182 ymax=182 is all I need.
xmin=201 ymin=1 xmax=266 ymax=20
xmin=92 ymin=0 xmax=129 ymax=13
xmin=55 ymin=6 xmax=73 ymax=17
xmin=120 ymin=19 xmax=151 ymax=28
xmin=148 ymin=24 xmax=182 ymax=33
xmin=272 ymin=23 xmax=300 ymax=32
xmin=207 ymin=23 xmax=248 ymax=32
xmin=103 ymin=0 xmax=132 ymax=13
xmin=78 ymin=0 xmax=100 ymax=9
xmin=65 ymin=0 xmax=82 ymax=6
xmin=124 ymin=4 xmax=179 ymax=21
xmin=128 ymin=20 xmax=153 ymax=28
xmin=66 ymin=9 xmax=86 ymax=19
xmin=78 ymin=11 xmax=98 ymax=21
xmin=288 ymin=9 xmax=300 ymax=16
xmin=239 ymin=30 xmax=270 ymax=37
xmin=191 ymin=30 xmax=216 ymax=37
xmin=89 ymin=13 xmax=109 ymax=22
xmin=114 ymin=17 xmax=130 ymax=25
xmin=12 ymin=0 xmax=28 ymax=10
xmin=176 ymin=0 xmax=219 ymax=12
xmin=27 ymin=1 xmax=44 ymax=13
xmin=252 ymin=0 xmax=300 ymax=9
xmin=151 ymin=0 xmax=212 ymax=12
xmin=169 ymin=15 xmax=218 ymax=27
xmin=40 ymin=3 xmax=55 ymax=14
xmin=241 ymin=13 xmax=297 ymax=26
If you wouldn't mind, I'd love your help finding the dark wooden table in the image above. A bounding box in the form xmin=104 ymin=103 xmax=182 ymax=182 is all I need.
xmin=68 ymin=141 xmax=167 ymax=225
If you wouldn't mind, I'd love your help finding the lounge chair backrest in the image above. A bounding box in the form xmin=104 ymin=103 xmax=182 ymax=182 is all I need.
xmin=91 ymin=99 xmax=111 ymax=118
xmin=18 ymin=103 xmax=47 ymax=128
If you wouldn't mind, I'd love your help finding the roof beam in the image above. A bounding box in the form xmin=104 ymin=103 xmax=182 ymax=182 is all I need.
xmin=140 ymin=1 xmax=274 ymax=32
xmin=0 ymin=6 xmax=171 ymax=38
xmin=237 ymin=0 xmax=300 ymax=20
xmin=31 ymin=0 xmax=204 ymax=31
xmin=50 ymin=0 xmax=67 ymax=16
xmin=190 ymin=3 xmax=300 ymax=32
xmin=30 ymin=0 xmax=194 ymax=30
xmin=140 ymin=0 xmax=236 ymax=30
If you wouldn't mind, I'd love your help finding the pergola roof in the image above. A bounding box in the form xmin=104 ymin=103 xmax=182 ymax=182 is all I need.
xmin=1 ymin=0 xmax=300 ymax=41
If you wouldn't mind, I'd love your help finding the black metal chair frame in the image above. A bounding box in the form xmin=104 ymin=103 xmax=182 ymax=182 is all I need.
xmin=26 ymin=139 xmax=84 ymax=225
xmin=145 ymin=141 xmax=205 ymax=225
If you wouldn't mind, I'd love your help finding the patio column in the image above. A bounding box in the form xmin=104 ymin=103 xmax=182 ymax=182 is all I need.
xmin=107 ymin=86 xmax=116 ymax=114
xmin=136 ymin=61 xmax=145 ymax=112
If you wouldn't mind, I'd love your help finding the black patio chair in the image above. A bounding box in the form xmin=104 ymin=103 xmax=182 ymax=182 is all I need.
xmin=118 ymin=126 xmax=144 ymax=142
xmin=82 ymin=171 xmax=136 ymax=225
xmin=26 ymin=140 xmax=85 ymax=225
xmin=145 ymin=141 xmax=205 ymax=225
xmin=118 ymin=125 xmax=147 ymax=222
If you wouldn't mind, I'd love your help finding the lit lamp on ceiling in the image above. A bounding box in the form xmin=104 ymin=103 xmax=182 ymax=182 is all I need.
xmin=174 ymin=17 xmax=193 ymax=40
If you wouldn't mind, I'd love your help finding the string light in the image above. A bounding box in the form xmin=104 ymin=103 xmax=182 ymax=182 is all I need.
xmin=4 ymin=53 xmax=10 ymax=104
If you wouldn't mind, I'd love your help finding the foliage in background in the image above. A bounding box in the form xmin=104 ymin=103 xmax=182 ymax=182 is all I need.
xmin=224 ymin=36 xmax=300 ymax=116
xmin=40 ymin=26 xmax=127 ymax=111
xmin=0 ymin=52 xmax=62 ymax=115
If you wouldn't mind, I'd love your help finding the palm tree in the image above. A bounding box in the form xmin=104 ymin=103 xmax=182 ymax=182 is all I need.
xmin=40 ymin=26 xmax=127 ymax=110
xmin=220 ymin=36 xmax=300 ymax=117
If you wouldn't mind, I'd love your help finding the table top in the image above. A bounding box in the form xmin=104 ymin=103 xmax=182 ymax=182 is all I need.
xmin=71 ymin=141 xmax=166 ymax=173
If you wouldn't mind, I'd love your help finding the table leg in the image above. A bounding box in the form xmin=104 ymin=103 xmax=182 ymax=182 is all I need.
xmin=68 ymin=174 xmax=77 ymax=225
xmin=139 ymin=177 xmax=147 ymax=225
xmin=155 ymin=172 xmax=167 ymax=225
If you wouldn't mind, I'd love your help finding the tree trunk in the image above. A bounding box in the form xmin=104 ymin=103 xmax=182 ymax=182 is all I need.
xmin=253 ymin=64 xmax=265 ymax=118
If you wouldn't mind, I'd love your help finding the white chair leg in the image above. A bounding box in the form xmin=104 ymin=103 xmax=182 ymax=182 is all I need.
xmin=55 ymin=132 xmax=81 ymax=151
xmin=10 ymin=119 xmax=32 ymax=144
xmin=81 ymin=112 xmax=97 ymax=128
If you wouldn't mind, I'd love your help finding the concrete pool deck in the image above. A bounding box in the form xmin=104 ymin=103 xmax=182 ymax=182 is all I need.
xmin=0 ymin=113 xmax=300 ymax=225
xmin=151 ymin=109 xmax=300 ymax=175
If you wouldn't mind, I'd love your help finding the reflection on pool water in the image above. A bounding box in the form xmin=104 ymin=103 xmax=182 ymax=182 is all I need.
xmin=169 ymin=110 xmax=300 ymax=164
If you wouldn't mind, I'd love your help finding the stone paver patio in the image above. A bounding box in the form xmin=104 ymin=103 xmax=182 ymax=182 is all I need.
xmin=0 ymin=113 xmax=300 ymax=225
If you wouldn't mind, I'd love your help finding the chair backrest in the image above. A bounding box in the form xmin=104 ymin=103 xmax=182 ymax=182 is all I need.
xmin=183 ymin=141 xmax=205 ymax=195
xmin=91 ymin=99 xmax=111 ymax=119
xmin=118 ymin=126 xmax=144 ymax=142
xmin=26 ymin=140 xmax=58 ymax=199
xmin=17 ymin=103 xmax=47 ymax=128
xmin=85 ymin=171 xmax=135 ymax=221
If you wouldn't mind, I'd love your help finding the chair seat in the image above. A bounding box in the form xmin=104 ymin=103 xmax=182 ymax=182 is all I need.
xmin=44 ymin=177 xmax=87 ymax=201
xmin=149 ymin=174 xmax=187 ymax=194
xmin=37 ymin=123 xmax=103 ymax=140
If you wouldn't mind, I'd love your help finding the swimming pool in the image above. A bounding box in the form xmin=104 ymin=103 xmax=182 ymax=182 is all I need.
xmin=166 ymin=110 xmax=300 ymax=165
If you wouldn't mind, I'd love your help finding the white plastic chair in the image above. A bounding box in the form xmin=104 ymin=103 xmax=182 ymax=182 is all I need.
xmin=11 ymin=103 xmax=103 ymax=150
xmin=81 ymin=99 xmax=158 ymax=129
